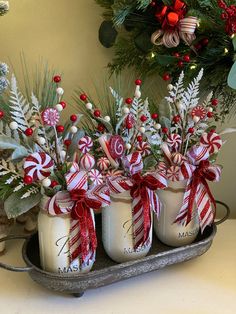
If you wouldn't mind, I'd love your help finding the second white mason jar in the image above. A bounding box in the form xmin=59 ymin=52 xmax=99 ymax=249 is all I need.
xmin=154 ymin=180 xmax=200 ymax=247
xmin=38 ymin=196 xmax=95 ymax=274
xmin=102 ymin=191 xmax=152 ymax=263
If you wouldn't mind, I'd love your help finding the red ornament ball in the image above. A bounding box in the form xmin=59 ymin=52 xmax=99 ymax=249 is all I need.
xmin=188 ymin=127 xmax=194 ymax=134
xmin=151 ymin=113 xmax=158 ymax=120
xmin=50 ymin=180 xmax=59 ymax=188
xmin=173 ymin=115 xmax=180 ymax=123
xmin=177 ymin=60 xmax=184 ymax=68
xmin=53 ymin=75 xmax=61 ymax=83
xmin=25 ymin=128 xmax=33 ymax=136
xmin=70 ymin=114 xmax=77 ymax=122
xmin=135 ymin=79 xmax=142 ymax=85
xmin=140 ymin=115 xmax=147 ymax=122
xmin=23 ymin=175 xmax=33 ymax=185
xmin=211 ymin=98 xmax=218 ymax=106
xmin=0 ymin=110 xmax=4 ymax=119
xmin=80 ymin=94 xmax=87 ymax=102
xmin=163 ymin=73 xmax=170 ymax=81
xmin=59 ymin=101 xmax=67 ymax=109
xmin=126 ymin=122 xmax=133 ymax=129
xmin=94 ymin=109 xmax=101 ymax=117
xmin=173 ymin=52 xmax=180 ymax=58
xmin=56 ymin=125 xmax=64 ymax=133
xmin=97 ymin=124 xmax=105 ymax=132
xmin=162 ymin=127 xmax=168 ymax=134
xmin=125 ymin=98 xmax=133 ymax=105
xmin=183 ymin=55 xmax=190 ymax=62
xmin=64 ymin=139 xmax=72 ymax=147
xmin=137 ymin=135 xmax=143 ymax=142
xmin=201 ymin=38 xmax=209 ymax=46
xmin=150 ymin=1 xmax=156 ymax=7
xmin=207 ymin=112 xmax=214 ymax=118
xmin=194 ymin=43 xmax=202 ymax=50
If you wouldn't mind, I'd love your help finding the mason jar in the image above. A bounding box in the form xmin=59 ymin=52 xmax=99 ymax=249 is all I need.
xmin=38 ymin=196 xmax=95 ymax=274
xmin=102 ymin=191 xmax=152 ymax=263
xmin=154 ymin=180 xmax=199 ymax=247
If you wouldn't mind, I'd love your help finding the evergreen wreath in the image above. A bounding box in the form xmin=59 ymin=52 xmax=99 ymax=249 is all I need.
xmin=96 ymin=0 xmax=236 ymax=119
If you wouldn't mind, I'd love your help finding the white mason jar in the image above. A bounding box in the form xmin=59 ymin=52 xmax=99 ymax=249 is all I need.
xmin=38 ymin=196 xmax=95 ymax=274
xmin=154 ymin=180 xmax=200 ymax=247
xmin=102 ymin=191 xmax=152 ymax=263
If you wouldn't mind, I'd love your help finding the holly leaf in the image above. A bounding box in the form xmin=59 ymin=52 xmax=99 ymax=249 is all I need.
xmin=156 ymin=55 xmax=177 ymax=66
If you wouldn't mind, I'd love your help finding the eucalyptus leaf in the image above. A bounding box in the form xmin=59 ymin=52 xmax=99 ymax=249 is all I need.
xmin=96 ymin=117 xmax=114 ymax=133
xmin=0 ymin=135 xmax=28 ymax=159
xmin=4 ymin=191 xmax=41 ymax=218
xmin=160 ymin=116 xmax=171 ymax=129
xmin=227 ymin=61 xmax=236 ymax=89
xmin=11 ymin=147 xmax=29 ymax=160
xmin=67 ymin=130 xmax=85 ymax=161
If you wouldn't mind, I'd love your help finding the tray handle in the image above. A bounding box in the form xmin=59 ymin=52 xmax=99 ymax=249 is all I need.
xmin=215 ymin=200 xmax=230 ymax=225
xmin=0 ymin=235 xmax=33 ymax=272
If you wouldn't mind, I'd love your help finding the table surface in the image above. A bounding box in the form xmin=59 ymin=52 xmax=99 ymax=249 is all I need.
xmin=0 ymin=220 xmax=235 ymax=314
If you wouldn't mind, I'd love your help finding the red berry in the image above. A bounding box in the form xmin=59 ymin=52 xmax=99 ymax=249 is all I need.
xmin=135 ymin=79 xmax=142 ymax=85
xmin=173 ymin=52 xmax=180 ymax=58
xmin=25 ymin=128 xmax=33 ymax=136
xmin=173 ymin=115 xmax=180 ymax=123
xmin=211 ymin=98 xmax=218 ymax=106
xmin=97 ymin=124 xmax=105 ymax=132
xmin=125 ymin=98 xmax=133 ymax=105
xmin=194 ymin=43 xmax=202 ymax=50
xmin=56 ymin=125 xmax=64 ymax=133
xmin=137 ymin=135 xmax=143 ymax=142
xmin=80 ymin=94 xmax=87 ymax=101
xmin=221 ymin=12 xmax=227 ymax=20
xmin=126 ymin=122 xmax=133 ymax=129
xmin=140 ymin=115 xmax=147 ymax=122
xmin=150 ymin=1 xmax=156 ymax=7
xmin=53 ymin=75 xmax=61 ymax=83
xmin=183 ymin=55 xmax=190 ymax=62
xmin=162 ymin=127 xmax=168 ymax=134
xmin=177 ymin=60 xmax=184 ymax=68
xmin=60 ymin=101 xmax=67 ymax=109
xmin=188 ymin=127 xmax=194 ymax=134
xmin=94 ymin=109 xmax=101 ymax=117
xmin=64 ymin=139 xmax=72 ymax=147
xmin=207 ymin=112 xmax=214 ymax=118
xmin=70 ymin=114 xmax=77 ymax=122
xmin=201 ymin=38 xmax=209 ymax=46
xmin=50 ymin=180 xmax=59 ymax=188
xmin=163 ymin=73 xmax=170 ymax=81
xmin=0 ymin=110 xmax=4 ymax=119
xmin=151 ymin=113 xmax=158 ymax=120
xmin=210 ymin=129 xmax=216 ymax=133
xmin=23 ymin=175 xmax=33 ymax=185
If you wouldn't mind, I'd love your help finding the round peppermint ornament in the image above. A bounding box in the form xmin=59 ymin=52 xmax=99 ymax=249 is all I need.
xmin=78 ymin=136 xmax=93 ymax=153
xmin=200 ymin=132 xmax=222 ymax=154
xmin=42 ymin=108 xmax=60 ymax=126
xmin=97 ymin=157 xmax=110 ymax=171
xmin=88 ymin=169 xmax=103 ymax=185
xmin=137 ymin=142 xmax=151 ymax=157
xmin=191 ymin=106 xmax=207 ymax=119
xmin=167 ymin=134 xmax=182 ymax=151
xmin=23 ymin=152 xmax=54 ymax=181
xmin=80 ymin=153 xmax=95 ymax=171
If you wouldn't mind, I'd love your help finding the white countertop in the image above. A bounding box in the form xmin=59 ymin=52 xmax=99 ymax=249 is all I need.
xmin=0 ymin=220 xmax=235 ymax=314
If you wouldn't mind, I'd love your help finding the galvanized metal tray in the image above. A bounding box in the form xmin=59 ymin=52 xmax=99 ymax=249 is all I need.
xmin=0 ymin=201 xmax=229 ymax=297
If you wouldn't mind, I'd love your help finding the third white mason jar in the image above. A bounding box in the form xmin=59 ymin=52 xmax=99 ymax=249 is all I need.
xmin=38 ymin=196 xmax=95 ymax=274
xmin=102 ymin=191 xmax=152 ymax=263
xmin=154 ymin=180 xmax=199 ymax=247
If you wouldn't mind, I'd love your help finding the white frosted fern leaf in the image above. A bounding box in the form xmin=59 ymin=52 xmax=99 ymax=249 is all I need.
xmin=109 ymin=87 xmax=123 ymax=119
xmin=21 ymin=186 xmax=39 ymax=199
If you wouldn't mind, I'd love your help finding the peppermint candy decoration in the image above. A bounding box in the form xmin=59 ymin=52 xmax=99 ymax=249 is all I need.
xmin=167 ymin=134 xmax=182 ymax=151
xmin=172 ymin=152 xmax=184 ymax=165
xmin=97 ymin=157 xmax=110 ymax=171
xmin=108 ymin=135 xmax=125 ymax=159
xmin=78 ymin=136 xmax=93 ymax=153
xmin=42 ymin=108 xmax=60 ymax=126
xmin=125 ymin=113 xmax=135 ymax=127
xmin=136 ymin=142 xmax=151 ymax=157
xmin=200 ymin=132 xmax=222 ymax=154
xmin=191 ymin=106 xmax=207 ymax=119
xmin=80 ymin=153 xmax=95 ymax=171
xmin=106 ymin=169 xmax=124 ymax=177
xmin=187 ymin=145 xmax=209 ymax=165
xmin=167 ymin=166 xmax=180 ymax=181
xmin=23 ymin=152 xmax=54 ymax=181
xmin=88 ymin=169 xmax=103 ymax=185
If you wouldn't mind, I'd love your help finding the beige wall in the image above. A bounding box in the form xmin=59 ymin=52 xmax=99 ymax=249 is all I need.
xmin=0 ymin=0 xmax=236 ymax=217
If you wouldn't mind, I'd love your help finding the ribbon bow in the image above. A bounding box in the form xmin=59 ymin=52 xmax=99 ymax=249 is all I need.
xmin=45 ymin=169 xmax=110 ymax=267
xmin=174 ymin=146 xmax=221 ymax=231
xmin=107 ymin=152 xmax=167 ymax=249
xmin=151 ymin=0 xmax=198 ymax=48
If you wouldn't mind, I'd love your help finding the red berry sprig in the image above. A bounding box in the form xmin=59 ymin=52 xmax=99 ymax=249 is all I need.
xmin=64 ymin=139 xmax=72 ymax=147
xmin=94 ymin=109 xmax=101 ymax=117
xmin=125 ymin=98 xmax=133 ymax=105
xmin=60 ymin=101 xmax=67 ymax=109
xmin=162 ymin=127 xmax=168 ymax=134
xmin=140 ymin=115 xmax=147 ymax=122
xmin=163 ymin=73 xmax=171 ymax=81
xmin=70 ymin=115 xmax=77 ymax=122
xmin=56 ymin=125 xmax=64 ymax=133
xmin=135 ymin=79 xmax=142 ymax=85
xmin=53 ymin=75 xmax=61 ymax=83
xmin=151 ymin=113 xmax=158 ymax=120
xmin=188 ymin=127 xmax=194 ymax=134
xmin=0 ymin=110 xmax=4 ymax=119
xmin=80 ymin=94 xmax=87 ymax=102
xmin=23 ymin=175 xmax=33 ymax=185
xmin=25 ymin=128 xmax=33 ymax=136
